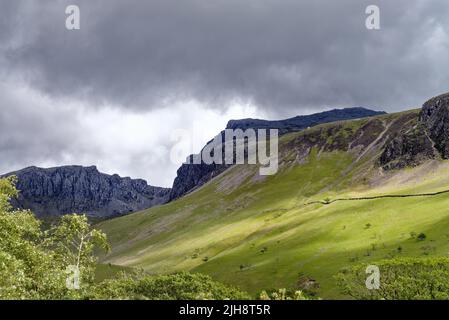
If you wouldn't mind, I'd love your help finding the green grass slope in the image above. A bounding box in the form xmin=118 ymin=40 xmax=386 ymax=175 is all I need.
xmin=98 ymin=110 xmax=449 ymax=298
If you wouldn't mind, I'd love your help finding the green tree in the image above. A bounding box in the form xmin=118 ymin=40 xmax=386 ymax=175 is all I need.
xmin=45 ymin=214 xmax=109 ymax=289
xmin=0 ymin=177 xmax=108 ymax=299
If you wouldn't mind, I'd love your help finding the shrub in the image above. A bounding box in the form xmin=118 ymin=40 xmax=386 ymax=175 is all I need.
xmin=259 ymin=289 xmax=311 ymax=300
xmin=417 ymin=233 xmax=427 ymax=241
xmin=335 ymin=257 xmax=449 ymax=300
xmin=90 ymin=272 xmax=251 ymax=300
xmin=297 ymin=273 xmax=320 ymax=296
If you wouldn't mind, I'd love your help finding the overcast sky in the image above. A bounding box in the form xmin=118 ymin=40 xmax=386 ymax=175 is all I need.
xmin=1 ymin=0 xmax=449 ymax=187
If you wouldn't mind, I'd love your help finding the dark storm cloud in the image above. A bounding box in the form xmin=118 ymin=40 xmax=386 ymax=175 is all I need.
xmin=3 ymin=0 xmax=449 ymax=115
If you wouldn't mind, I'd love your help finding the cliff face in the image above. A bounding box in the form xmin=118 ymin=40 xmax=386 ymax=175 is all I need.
xmin=380 ymin=92 xmax=449 ymax=169
xmin=170 ymin=107 xmax=385 ymax=200
xmin=170 ymin=159 xmax=230 ymax=201
xmin=420 ymin=93 xmax=449 ymax=158
xmin=4 ymin=166 xmax=170 ymax=218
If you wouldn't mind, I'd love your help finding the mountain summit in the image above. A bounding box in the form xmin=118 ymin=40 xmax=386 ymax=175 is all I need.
xmin=226 ymin=107 xmax=385 ymax=134
xmin=170 ymin=107 xmax=385 ymax=200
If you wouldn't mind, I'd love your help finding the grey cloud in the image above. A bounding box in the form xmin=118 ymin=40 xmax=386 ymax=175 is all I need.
xmin=0 ymin=85 xmax=80 ymax=171
xmin=3 ymin=0 xmax=449 ymax=115
xmin=0 ymin=82 xmax=179 ymax=186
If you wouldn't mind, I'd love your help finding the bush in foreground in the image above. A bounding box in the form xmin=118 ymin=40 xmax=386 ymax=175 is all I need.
xmin=259 ymin=289 xmax=311 ymax=300
xmin=90 ymin=272 xmax=250 ymax=300
xmin=336 ymin=257 xmax=449 ymax=300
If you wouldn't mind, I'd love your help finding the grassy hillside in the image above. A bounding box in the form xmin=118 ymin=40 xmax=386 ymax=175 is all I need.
xmin=98 ymin=109 xmax=449 ymax=298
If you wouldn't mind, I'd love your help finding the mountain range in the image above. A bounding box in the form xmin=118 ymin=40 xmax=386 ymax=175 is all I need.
xmin=2 ymin=165 xmax=170 ymax=218
xmin=169 ymin=107 xmax=385 ymax=200
xmin=4 ymin=92 xmax=449 ymax=298
xmin=2 ymin=107 xmax=384 ymax=218
xmin=96 ymin=92 xmax=449 ymax=298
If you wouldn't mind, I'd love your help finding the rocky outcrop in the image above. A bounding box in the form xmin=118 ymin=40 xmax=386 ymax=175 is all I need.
xmin=380 ymin=92 xmax=449 ymax=169
xmin=170 ymin=159 xmax=230 ymax=200
xmin=170 ymin=108 xmax=385 ymax=200
xmin=3 ymin=166 xmax=170 ymax=218
xmin=379 ymin=124 xmax=436 ymax=170
xmin=420 ymin=92 xmax=449 ymax=158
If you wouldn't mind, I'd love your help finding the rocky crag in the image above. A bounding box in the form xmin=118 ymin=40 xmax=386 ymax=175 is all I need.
xmin=3 ymin=166 xmax=170 ymax=218
xmin=380 ymin=92 xmax=449 ymax=169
